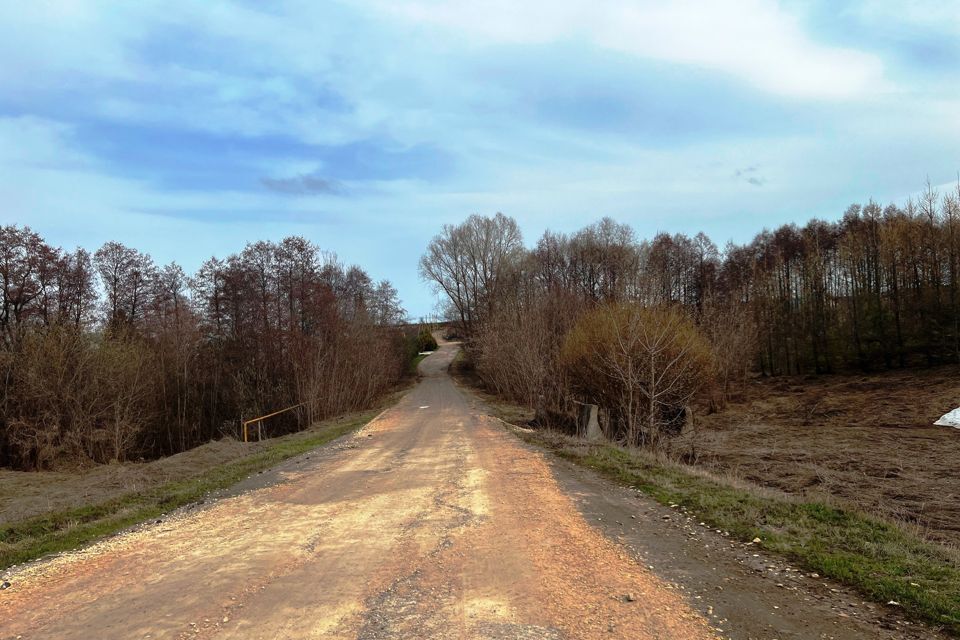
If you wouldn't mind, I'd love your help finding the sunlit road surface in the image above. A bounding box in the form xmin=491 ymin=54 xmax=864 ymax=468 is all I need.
xmin=0 ymin=339 xmax=713 ymax=640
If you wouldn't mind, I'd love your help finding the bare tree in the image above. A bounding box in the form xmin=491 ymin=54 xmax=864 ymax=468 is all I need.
xmin=93 ymin=241 xmax=156 ymax=330
xmin=1 ymin=228 xmax=413 ymax=469
xmin=700 ymin=295 xmax=757 ymax=408
xmin=419 ymin=212 xmax=523 ymax=335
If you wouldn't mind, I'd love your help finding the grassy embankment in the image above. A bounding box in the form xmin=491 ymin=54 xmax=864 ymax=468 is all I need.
xmin=0 ymin=409 xmax=379 ymax=572
xmin=514 ymin=427 xmax=960 ymax=634
xmin=409 ymin=351 xmax=431 ymax=373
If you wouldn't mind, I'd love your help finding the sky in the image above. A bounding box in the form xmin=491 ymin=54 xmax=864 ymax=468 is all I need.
xmin=1 ymin=1 xmax=959 ymax=318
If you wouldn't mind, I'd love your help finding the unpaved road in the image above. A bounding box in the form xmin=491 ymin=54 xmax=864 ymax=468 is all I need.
xmin=0 ymin=341 xmax=948 ymax=639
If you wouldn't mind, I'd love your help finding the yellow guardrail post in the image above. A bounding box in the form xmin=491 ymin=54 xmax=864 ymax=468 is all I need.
xmin=241 ymin=402 xmax=309 ymax=443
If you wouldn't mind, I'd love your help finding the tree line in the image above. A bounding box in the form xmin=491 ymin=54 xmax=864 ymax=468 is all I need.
xmin=421 ymin=181 xmax=960 ymax=446
xmin=0 ymin=227 xmax=411 ymax=470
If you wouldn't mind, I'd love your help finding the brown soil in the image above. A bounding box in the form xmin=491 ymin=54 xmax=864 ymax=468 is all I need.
xmin=678 ymin=366 xmax=960 ymax=546
xmin=1 ymin=342 xmax=951 ymax=639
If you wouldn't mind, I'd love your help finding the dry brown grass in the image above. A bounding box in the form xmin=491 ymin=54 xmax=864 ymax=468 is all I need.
xmin=0 ymin=439 xmax=263 ymax=526
xmin=675 ymin=365 xmax=960 ymax=547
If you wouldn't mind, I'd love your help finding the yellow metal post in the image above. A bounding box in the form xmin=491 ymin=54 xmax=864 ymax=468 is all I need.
xmin=241 ymin=402 xmax=308 ymax=444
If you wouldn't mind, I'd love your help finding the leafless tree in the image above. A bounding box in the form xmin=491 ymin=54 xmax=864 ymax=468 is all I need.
xmin=419 ymin=212 xmax=523 ymax=335
xmin=0 ymin=229 xmax=412 ymax=469
xmin=93 ymin=241 xmax=156 ymax=330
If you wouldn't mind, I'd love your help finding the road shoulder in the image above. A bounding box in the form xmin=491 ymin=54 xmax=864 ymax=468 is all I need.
xmin=544 ymin=451 xmax=942 ymax=640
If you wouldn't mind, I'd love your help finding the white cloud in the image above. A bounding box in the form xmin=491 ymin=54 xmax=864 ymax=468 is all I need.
xmin=0 ymin=116 xmax=83 ymax=168
xmin=363 ymin=0 xmax=885 ymax=100
xmin=0 ymin=2 xmax=369 ymax=142
xmin=847 ymin=1 xmax=960 ymax=33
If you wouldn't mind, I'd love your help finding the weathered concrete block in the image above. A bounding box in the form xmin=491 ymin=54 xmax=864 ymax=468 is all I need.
xmin=579 ymin=403 xmax=603 ymax=441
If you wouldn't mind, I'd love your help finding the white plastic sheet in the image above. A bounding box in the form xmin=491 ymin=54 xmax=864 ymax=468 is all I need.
xmin=935 ymin=407 xmax=960 ymax=428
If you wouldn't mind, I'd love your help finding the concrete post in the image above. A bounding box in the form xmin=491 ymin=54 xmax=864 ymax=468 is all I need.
xmin=579 ymin=403 xmax=603 ymax=440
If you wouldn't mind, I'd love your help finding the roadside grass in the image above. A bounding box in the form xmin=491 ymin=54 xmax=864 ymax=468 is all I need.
xmin=0 ymin=410 xmax=378 ymax=573
xmin=410 ymin=351 xmax=431 ymax=373
xmin=515 ymin=428 xmax=960 ymax=635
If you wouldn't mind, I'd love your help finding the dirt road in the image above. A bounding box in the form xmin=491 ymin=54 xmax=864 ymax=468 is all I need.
xmin=1 ymin=341 xmax=711 ymax=639
xmin=0 ymin=341 xmax=946 ymax=639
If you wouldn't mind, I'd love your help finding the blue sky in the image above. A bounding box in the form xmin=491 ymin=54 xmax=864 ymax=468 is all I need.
xmin=2 ymin=1 xmax=958 ymax=318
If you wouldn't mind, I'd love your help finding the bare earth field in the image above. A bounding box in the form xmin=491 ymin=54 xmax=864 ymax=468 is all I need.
xmin=681 ymin=366 xmax=960 ymax=547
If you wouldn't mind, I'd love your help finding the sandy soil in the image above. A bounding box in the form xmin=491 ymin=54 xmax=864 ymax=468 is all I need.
xmin=0 ymin=341 xmax=714 ymax=639
xmin=2 ymin=343 xmax=951 ymax=639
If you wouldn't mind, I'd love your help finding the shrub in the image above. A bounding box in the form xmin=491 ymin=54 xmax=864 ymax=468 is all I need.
xmin=443 ymin=325 xmax=464 ymax=341
xmin=5 ymin=327 xmax=156 ymax=468
xmin=415 ymin=327 xmax=438 ymax=352
xmin=561 ymin=304 xmax=714 ymax=447
xmin=472 ymin=292 xmax=584 ymax=418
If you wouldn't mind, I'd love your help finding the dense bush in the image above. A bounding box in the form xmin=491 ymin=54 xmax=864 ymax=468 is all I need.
xmin=561 ymin=304 xmax=713 ymax=446
xmin=425 ymin=182 xmax=960 ymax=389
xmin=3 ymin=326 xmax=156 ymax=469
xmin=417 ymin=186 xmax=960 ymax=448
xmin=442 ymin=325 xmax=464 ymax=341
xmin=472 ymin=291 xmax=584 ymax=412
xmin=415 ymin=327 xmax=438 ymax=352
